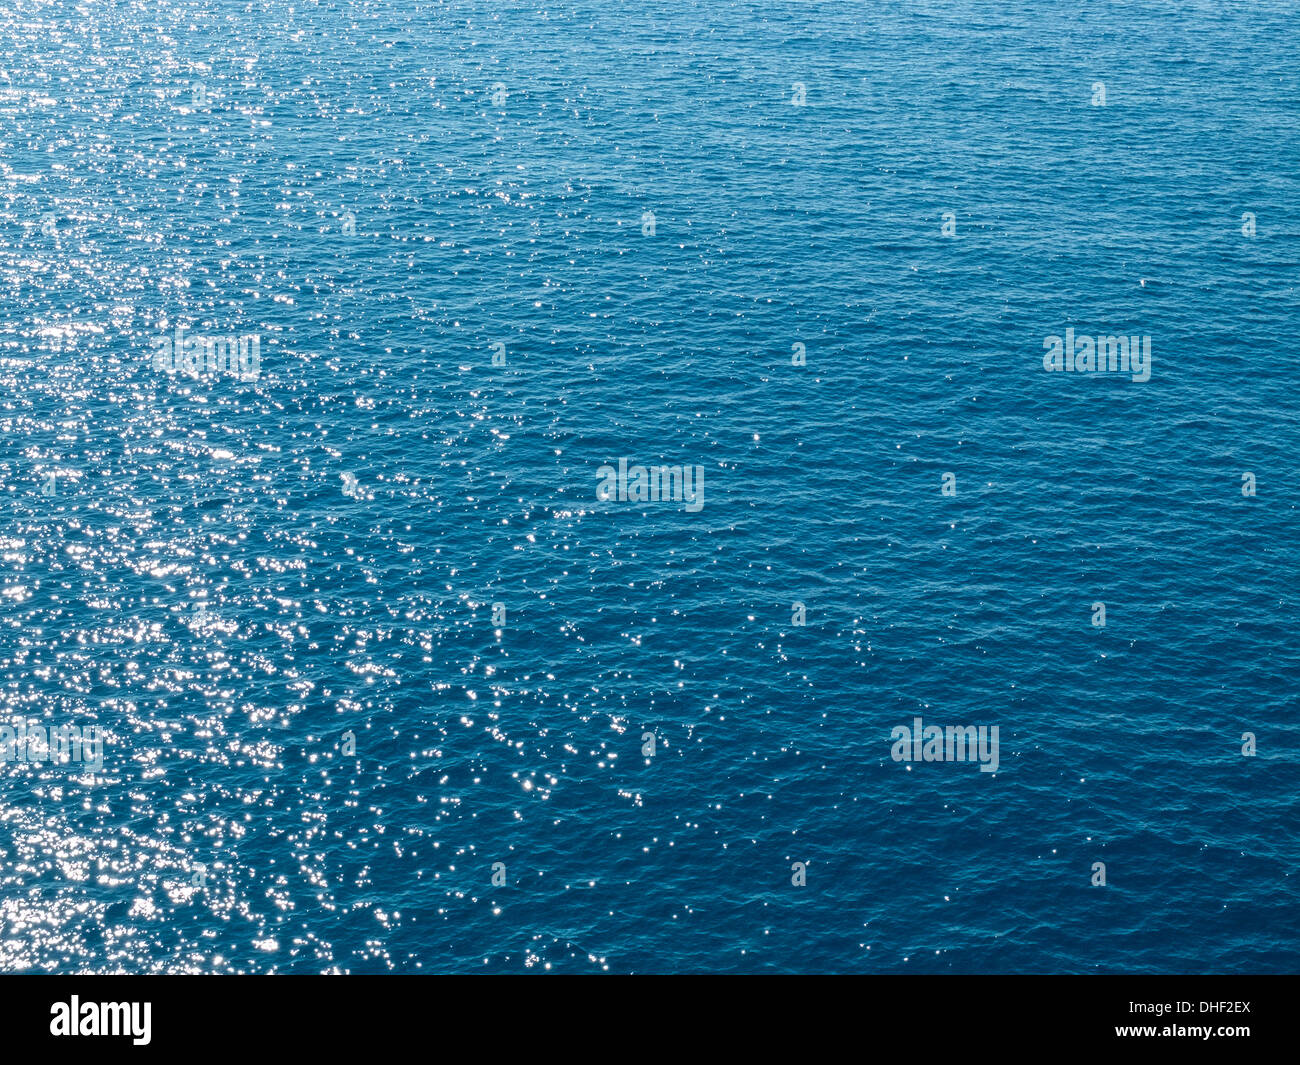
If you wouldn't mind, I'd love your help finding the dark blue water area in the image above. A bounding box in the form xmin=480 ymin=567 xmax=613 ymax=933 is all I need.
xmin=0 ymin=0 xmax=1295 ymax=972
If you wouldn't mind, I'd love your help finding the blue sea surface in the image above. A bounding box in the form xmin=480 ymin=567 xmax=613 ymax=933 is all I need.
xmin=0 ymin=0 xmax=1297 ymax=973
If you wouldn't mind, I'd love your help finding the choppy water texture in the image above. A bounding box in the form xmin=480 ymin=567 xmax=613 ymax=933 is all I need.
xmin=0 ymin=0 xmax=1297 ymax=974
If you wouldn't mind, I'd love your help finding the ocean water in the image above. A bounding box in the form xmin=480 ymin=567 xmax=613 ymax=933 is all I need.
xmin=0 ymin=0 xmax=1297 ymax=974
